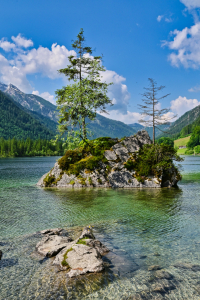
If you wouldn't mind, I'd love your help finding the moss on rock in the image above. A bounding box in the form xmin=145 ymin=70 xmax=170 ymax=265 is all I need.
xmin=61 ymin=247 xmax=73 ymax=267
xmin=58 ymin=137 xmax=116 ymax=175
xmin=43 ymin=173 xmax=56 ymax=187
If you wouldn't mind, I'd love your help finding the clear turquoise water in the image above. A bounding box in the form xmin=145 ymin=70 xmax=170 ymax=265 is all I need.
xmin=1 ymin=156 xmax=200 ymax=299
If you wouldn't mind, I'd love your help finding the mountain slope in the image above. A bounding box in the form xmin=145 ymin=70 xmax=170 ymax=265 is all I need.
xmin=157 ymin=105 xmax=200 ymax=138
xmin=0 ymin=91 xmax=54 ymax=139
xmin=0 ymin=82 xmax=137 ymax=139
xmin=87 ymin=114 xmax=136 ymax=139
xmin=0 ymin=83 xmax=57 ymax=122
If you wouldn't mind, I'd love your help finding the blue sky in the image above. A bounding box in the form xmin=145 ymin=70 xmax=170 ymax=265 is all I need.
xmin=1 ymin=0 xmax=200 ymax=124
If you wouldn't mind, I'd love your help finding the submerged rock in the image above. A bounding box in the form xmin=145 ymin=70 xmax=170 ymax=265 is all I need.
xmin=0 ymin=250 xmax=2 ymax=260
xmin=36 ymin=226 xmax=109 ymax=278
xmin=148 ymin=265 xmax=161 ymax=271
xmin=37 ymin=130 xmax=181 ymax=189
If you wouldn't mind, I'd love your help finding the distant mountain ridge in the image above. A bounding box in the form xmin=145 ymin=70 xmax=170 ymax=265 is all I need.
xmin=0 ymin=82 xmax=138 ymax=139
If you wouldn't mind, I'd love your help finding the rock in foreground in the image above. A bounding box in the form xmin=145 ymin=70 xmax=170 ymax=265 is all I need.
xmin=36 ymin=226 xmax=109 ymax=277
xmin=37 ymin=130 xmax=181 ymax=189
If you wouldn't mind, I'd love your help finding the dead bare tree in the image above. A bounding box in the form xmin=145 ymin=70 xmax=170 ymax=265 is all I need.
xmin=138 ymin=78 xmax=176 ymax=144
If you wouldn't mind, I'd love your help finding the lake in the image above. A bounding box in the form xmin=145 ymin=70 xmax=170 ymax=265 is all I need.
xmin=1 ymin=156 xmax=200 ymax=299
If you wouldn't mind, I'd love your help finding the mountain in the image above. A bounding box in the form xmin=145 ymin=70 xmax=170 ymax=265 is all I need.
xmin=0 ymin=90 xmax=54 ymax=140
xmin=0 ymin=82 xmax=137 ymax=139
xmin=87 ymin=114 xmax=136 ymax=139
xmin=128 ymin=123 xmax=144 ymax=131
xmin=157 ymin=105 xmax=200 ymax=138
xmin=127 ymin=123 xmax=171 ymax=139
xmin=0 ymin=83 xmax=57 ymax=122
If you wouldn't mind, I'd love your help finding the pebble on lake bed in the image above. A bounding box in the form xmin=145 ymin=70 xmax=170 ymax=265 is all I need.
xmin=148 ymin=265 xmax=161 ymax=271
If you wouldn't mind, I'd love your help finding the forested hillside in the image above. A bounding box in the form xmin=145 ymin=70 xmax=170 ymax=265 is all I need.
xmin=0 ymin=137 xmax=64 ymax=157
xmin=0 ymin=91 xmax=55 ymax=140
xmin=0 ymin=82 xmax=137 ymax=140
xmin=157 ymin=105 xmax=200 ymax=139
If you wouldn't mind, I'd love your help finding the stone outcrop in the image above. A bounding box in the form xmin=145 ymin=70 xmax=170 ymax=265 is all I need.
xmin=36 ymin=226 xmax=109 ymax=277
xmin=37 ymin=130 xmax=180 ymax=189
xmin=36 ymin=235 xmax=73 ymax=257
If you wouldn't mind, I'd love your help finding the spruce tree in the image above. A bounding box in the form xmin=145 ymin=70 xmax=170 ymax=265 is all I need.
xmin=138 ymin=78 xmax=176 ymax=144
xmin=56 ymin=28 xmax=113 ymax=140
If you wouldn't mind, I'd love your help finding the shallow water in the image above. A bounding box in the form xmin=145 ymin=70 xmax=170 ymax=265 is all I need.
xmin=1 ymin=156 xmax=200 ymax=299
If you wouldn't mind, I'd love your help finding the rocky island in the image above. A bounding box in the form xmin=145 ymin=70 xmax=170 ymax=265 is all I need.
xmin=37 ymin=130 xmax=181 ymax=189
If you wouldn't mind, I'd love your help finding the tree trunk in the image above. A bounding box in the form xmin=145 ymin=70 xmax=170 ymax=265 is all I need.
xmin=82 ymin=117 xmax=87 ymax=140
xmin=153 ymin=85 xmax=155 ymax=145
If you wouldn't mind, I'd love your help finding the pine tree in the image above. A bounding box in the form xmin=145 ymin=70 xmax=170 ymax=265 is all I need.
xmin=138 ymin=78 xmax=176 ymax=144
xmin=56 ymin=28 xmax=113 ymax=140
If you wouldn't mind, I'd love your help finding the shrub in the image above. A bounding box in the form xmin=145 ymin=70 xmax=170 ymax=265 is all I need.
xmin=43 ymin=173 xmax=56 ymax=187
xmin=58 ymin=137 xmax=116 ymax=175
xmin=185 ymin=149 xmax=194 ymax=155
xmin=124 ymin=143 xmax=183 ymax=180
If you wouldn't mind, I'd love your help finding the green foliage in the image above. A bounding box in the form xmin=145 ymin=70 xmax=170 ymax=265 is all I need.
xmin=0 ymin=90 xmax=54 ymax=140
xmin=185 ymin=149 xmax=194 ymax=155
xmin=187 ymin=126 xmax=200 ymax=149
xmin=156 ymin=137 xmax=174 ymax=147
xmin=157 ymin=104 xmax=200 ymax=139
xmin=43 ymin=174 xmax=56 ymax=187
xmin=61 ymin=248 xmax=73 ymax=267
xmin=124 ymin=143 xmax=183 ymax=180
xmin=76 ymin=237 xmax=89 ymax=246
xmin=0 ymin=137 xmax=65 ymax=157
xmin=194 ymin=145 xmax=200 ymax=154
xmin=56 ymin=28 xmax=113 ymax=140
xmin=58 ymin=137 xmax=116 ymax=175
xmin=88 ymin=177 xmax=93 ymax=185
xmin=77 ymin=175 xmax=86 ymax=185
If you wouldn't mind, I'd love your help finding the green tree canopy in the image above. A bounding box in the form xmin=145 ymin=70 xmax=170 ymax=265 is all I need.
xmin=56 ymin=28 xmax=113 ymax=140
xmin=157 ymin=137 xmax=174 ymax=147
xmin=187 ymin=126 xmax=200 ymax=149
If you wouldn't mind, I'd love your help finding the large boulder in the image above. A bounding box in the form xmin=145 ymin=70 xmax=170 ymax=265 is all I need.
xmin=36 ymin=226 xmax=109 ymax=277
xmin=37 ymin=130 xmax=180 ymax=189
xmin=36 ymin=235 xmax=73 ymax=257
xmin=53 ymin=243 xmax=104 ymax=277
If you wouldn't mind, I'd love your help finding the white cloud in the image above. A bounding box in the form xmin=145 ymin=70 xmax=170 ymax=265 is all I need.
xmin=170 ymin=96 xmax=200 ymax=116
xmin=100 ymin=110 xmax=142 ymax=124
xmin=163 ymin=22 xmax=200 ymax=68
xmin=0 ymin=39 xmax=15 ymax=52
xmin=165 ymin=17 xmax=173 ymax=23
xmin=11 ymin=34 xmax=33 ymax=48
xmin=0 ymin=34 xmax=131 ymax=112
xmin=100 ymin=70 xmax=130 ymax=114
xmin=188 ymin=84 xmax=200 ymax=92
xmin=180 ymin=0 xmax=200 ymax=9
xmin=157 ymin=15 xmax=164 ymax=22
xmin=32 ymin=90 xmax=55 ymax=104
xmin=0 ymin=53 xmax=32 ymax=92
xmin=18 ymin=43 xmax=76 ymax=79
xmin=157 ymin=14 xmax=173 ymax=23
